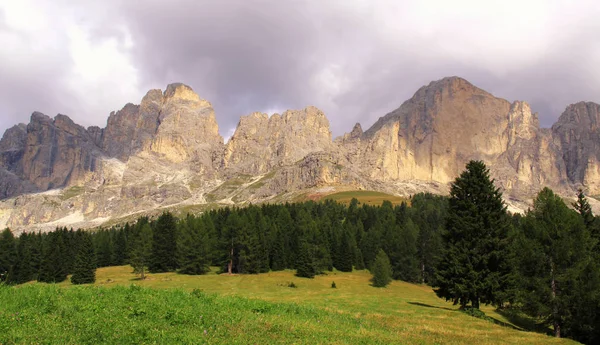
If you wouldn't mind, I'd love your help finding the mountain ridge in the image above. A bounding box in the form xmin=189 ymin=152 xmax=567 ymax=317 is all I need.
xmin=1 ymin=77 xmax=599 ymax=233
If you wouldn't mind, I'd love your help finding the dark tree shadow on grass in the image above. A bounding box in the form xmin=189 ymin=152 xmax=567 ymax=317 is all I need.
xmin=408 ymin=302 xmax=527 ymax=331
xmin=494 ymin=309 xmax=553 ymax=336
xmin=407 ymin=301 xmax=454 ymax=311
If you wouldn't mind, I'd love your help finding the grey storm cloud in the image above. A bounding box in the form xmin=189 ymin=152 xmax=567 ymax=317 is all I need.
xmin=1 ymin=0 xmax=599 ymax=139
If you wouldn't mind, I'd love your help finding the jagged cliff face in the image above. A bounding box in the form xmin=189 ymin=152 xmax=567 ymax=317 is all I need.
xmin=1 ymin=77 xmax=599 ymax=232
xmin=552 ymin=102 xmax=600 ymax=193
xmin=223 ymin=106 xmax=332 ymax=175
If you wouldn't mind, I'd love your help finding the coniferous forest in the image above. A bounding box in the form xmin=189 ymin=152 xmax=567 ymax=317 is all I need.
xmin=1 ymin=161 xmax=599 ymax=343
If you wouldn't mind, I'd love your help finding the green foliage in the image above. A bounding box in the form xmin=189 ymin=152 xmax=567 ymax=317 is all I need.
xmin=38 ymin=230 xmax=68 ymax=283
xmin=573 ymin=188 xmax=595 ymax=229
xmin=394 ymin=219 xmax=420 ymax=282
xmin=129 ymin=224 xmax=152 ymax=280
xmin=71 ymin=231 xmax=96 ymax=285
xmin=434 ymin=160 xmax=511 ymax=309
xmin=0 ymin=228 xmax=17 ymax=283
xmin=295 ymin=241 xmax=316 ymax=278
xmin=371 ymin=249 xmax=392 ymax=287
xmin=149 ymin=212 xmax=179 ymax=273
xmin=177 ymin=216 xmax=212 ymax=275
xmin=514 ymin=187 xmax=597 ymax=339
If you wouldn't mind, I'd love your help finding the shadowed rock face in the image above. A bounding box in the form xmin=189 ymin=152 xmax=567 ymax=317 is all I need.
xmin=552 ymin=102 xmax=600 ymax=192
xmin=1 ymin=77 xmax=599 ymax=231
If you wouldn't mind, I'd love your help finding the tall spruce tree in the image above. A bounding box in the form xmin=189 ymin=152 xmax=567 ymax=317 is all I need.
xmin=0 ymin=228 xmax=17 ymax=283
xmin=515 ymin=188 xmax=595 ymax=338
xmin=371 ymin=249 xmax=393 ymax=287
xmin=149 ymin=212 xmax=179 ymax=273
xmin=177 ymin=217 xmax=211 ymax=275
xmin=130 ymin=223 xmax=153 ymax=279
xmin=335 ymin=225 xmax=354 ymax=272
xmin=434 ymin=160 xmax=511 ymax=309
xmin=38 ymin=231 xmax=68 ymax=283
xmin=295 ymin=240 xmax=316 ymax=278
xmin=395 ymin=219 xmax=420 ymax=282
xmin=13 ymin=233 xmax=35 ymax=284
xmin=71 ymin=231 xmax=96 ymax=284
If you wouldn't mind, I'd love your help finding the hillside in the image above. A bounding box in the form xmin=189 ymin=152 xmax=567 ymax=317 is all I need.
xmin=0 ymin=267 xmax=578 ymax=345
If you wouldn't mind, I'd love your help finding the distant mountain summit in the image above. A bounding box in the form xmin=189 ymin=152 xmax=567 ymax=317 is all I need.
xmin=1 ymin=77 xmax=599 ymax=232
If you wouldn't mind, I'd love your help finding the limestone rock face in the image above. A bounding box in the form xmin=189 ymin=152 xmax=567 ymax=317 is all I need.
xmin=356 ymin=77 xmax=512 ymax=184
xmin=2 ymin=77 xmax=600 ymax=232
xmin=151 ymin=83 xmax=222 ymax=167
xmin=20 ymin=112 xmax=100 ymax=191
xmin=0 ymin=124 xmax=27 ymax=171
xmin=552 ymin=102 xmax=600 ymax=194
xmin=223 ymin=106 xmax=332 ymax=175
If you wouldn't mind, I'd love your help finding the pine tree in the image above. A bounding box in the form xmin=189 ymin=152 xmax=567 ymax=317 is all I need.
xmin=270 ymin=225 xmax=287 ymax=271
xmin=295 ymin=240 xmax=316 ymax=278
xmin=515 ymin=188 xmax=594 ymax=338
xmin=371 ymin=249 xmax=392 ymax=287
xmin=113 ymin=227 xmax=128 ymax=265
xmin=395 ymin=219 xmax=420 ymax=282
xmin=13 ymin=233 xmax=35 ymax=284
xmin=177 ymin=218 xmax=211 ymax=275
xmin=0 ymin=228 xmax=17 ymax=283
xmin=335 ymin=225 xmax=354 ymax=272
xmin=149 ymin=212 xmax=179 ymax=273
xmin=573 ymin=188 xmax=594 ymax=229
xmin=38 ymin=231 xmax=68 ymax=283
xmin=130 ymin=223 xmax=152 ymax=279
xmin=71 ymin=231 xmax=96 ymax=284
xmin=434 ymin=160 xmax=511 ymax=309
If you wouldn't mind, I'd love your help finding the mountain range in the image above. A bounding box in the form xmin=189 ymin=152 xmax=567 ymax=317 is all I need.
xmin=1 ymin=77 xmax=599 ymax=233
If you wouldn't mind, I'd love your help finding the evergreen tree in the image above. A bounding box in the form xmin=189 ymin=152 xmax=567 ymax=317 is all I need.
xmin=177 ymin=217 xmax=211 ymax=275
xmin=38 ymin=231 xmax=68 ymax=283
xmin=113 ymin=227 xmax=128 ymax=265
xmin=269 ymin=225 xmax=287 ymax=271
xmin=335 ymin=225 xmax=354 ymax=272
xmin=371 ymin=249 xmax=392 ymax=287
xmin=13 ymin=233 xmax=35 ymax=284
xmin=0 ymin=228 xmax=17 ymax=283
xmin=434 ymin=160 xmax=511 ymax=309
xmin=295 ymin=241 xmax=316 ymax=278
xmin=130 ymin=223 xmax=153 ymax=280
xmin=149 ymin=212 xmax=179 ymax=273
xmin=71 ymin=231 xmax=96 ymax=284
xmin=573 ymin=188 xmax=594 ymax=229
xmin=395 ymin=219 xmax=420 ymax=282
xmin=412 ymin=193 xmax=447 ymax=284
xmin=515 ymin=188 xmax=594 ymax=338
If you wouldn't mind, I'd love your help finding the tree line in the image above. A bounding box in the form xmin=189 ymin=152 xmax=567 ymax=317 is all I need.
xmin=0 ymin=160 xmax=599 ymax=343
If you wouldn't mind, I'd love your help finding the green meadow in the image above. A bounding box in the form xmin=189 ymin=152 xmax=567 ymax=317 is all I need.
xmin=0 ymin=266 xmax=578 ymax=344
xmin=323 ymin=191 xmax=409 ymax=206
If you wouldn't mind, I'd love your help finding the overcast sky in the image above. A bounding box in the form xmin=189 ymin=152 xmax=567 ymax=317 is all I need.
xmin=1 ymin=0 xmax=599 ymax=140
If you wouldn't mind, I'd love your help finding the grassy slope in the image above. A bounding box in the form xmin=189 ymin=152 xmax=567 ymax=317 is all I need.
xmin=1 ymin=266 xmax=578 ymax=344
xmin=323 ymin=191 xmax=409 ymax=206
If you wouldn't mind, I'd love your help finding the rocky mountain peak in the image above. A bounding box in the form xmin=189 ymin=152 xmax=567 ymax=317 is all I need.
xmin=506 ymin=101 xmax=539 ymax=145
xmin=163 ymin=83 xmax=212 ymax=108
xmin=350 ymin=123 xmax=363 ymax=138
xmin=0 ymin=123 xmax=27 ymax=152
xmin=555 ymin=102 xmax=600 ymax=128
xmin=3 ymin=77 xmax=600 ymax=232
xmin=223 ymin=106 xmax=332 ymax=175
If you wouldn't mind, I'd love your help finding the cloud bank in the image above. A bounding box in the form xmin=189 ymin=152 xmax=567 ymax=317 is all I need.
xmin=1 ymin=0 xmax=599 ymax=139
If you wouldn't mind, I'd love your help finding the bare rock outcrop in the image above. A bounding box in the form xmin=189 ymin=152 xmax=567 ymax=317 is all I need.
xmin=2 ymin=76 xmax=600 ymax=232
xmin=552 ymin=102 xmax=600 ymax=194
xmin=223 ymin=106 xmax=332 ymax=175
